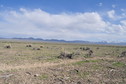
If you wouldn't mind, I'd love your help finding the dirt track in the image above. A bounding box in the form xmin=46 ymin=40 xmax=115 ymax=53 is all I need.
xmin=0 ymin=57 xmax=115 ymax=71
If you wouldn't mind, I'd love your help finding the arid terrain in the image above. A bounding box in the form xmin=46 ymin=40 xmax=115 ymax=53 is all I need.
xmin=0 ymin=40 xmax=126 ymax=84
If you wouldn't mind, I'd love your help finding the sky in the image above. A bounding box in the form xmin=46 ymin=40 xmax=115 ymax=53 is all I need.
xmin=0 ymin=0 xmax=126 ymax=42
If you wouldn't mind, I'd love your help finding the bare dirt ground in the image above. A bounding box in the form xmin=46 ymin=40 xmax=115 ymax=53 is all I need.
xmin=0 ymin=59 xmax=80 ymax=71
xmin=0 ymin=56 xmax=115 ymax=71
xmin=0 ymin=40 xmax=126 ymax=84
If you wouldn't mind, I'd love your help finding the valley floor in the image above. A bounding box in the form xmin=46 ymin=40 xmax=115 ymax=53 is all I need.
xmin=0 ymin=40 xmax=126 ymax=84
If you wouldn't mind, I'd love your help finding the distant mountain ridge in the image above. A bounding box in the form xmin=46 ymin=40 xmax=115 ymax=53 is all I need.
xmin=1 ymin=37 xmax=126 ymax=46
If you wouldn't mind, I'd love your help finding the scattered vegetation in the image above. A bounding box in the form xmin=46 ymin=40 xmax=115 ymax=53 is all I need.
xmin=58 ymin=51 xmax=74 ymax=59
xmin=26 ymin=44 xmax=32 ymax=47
xmin=33 ymin=48 xmax=41 ymax=50
xmin=4 ymin=45 xmax=11 ymax=49
xmin=0 ymin=40 xmax=126 ymax=84
xmin=73 ymin=59 xmax=101 ymax=65
xmin=112 ymin=62 xmax=126 ymax=67
xmin=119 ymin=51 xmax=126 ymax=57
xmin=38 ymin=74 xmax=48 ymax=80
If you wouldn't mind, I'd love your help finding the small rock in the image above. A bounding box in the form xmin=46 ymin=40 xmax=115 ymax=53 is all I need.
xmin=77 ymin=81 xmax=81 ymax=84
xmin=54 ymin=78 xmax=64 ymax=84
xmin=26 ymin=72 xmax=31 ymax=75
xmin=34 ymin=74 xmax=39 ymax=77
xmin=0 ymin=74 xmax=14 ymax=78
xmin=36 ymin=48 xmax=40 ymax=50
xmin=64 ymin=77 xmax=70 ymax=80
xmin=87 ymin=79 xmax=91 ymax=83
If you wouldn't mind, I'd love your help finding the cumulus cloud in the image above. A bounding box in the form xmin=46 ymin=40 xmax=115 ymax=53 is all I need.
xmin=107 ymin=10 xmax=126 ymax=20
xmin=107 ymin=10 xmax=115 ymax=19
xmin=121 ymin=20 xmax=126 ymax=26
xmin=0 ymin=8 xmax=126 ymax=41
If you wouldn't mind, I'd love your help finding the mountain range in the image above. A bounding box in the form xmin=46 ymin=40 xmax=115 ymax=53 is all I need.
xmin=0 ymin=37 xmax=126 ymax=46
xmin=8 ymin=37 xmax=126 ymax=46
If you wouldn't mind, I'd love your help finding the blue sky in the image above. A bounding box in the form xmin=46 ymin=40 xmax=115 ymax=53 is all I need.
xmin=1 ymin=0 xmax=125 ymax=13
xmin=0 ymin=0 xmax=126 ymax=42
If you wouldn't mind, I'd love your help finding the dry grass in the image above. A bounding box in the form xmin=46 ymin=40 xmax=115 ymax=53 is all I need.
xmin=0 ymin=40 xmax=126 ymax=84
xmin=0 ymin=59 xmax=81 ymax=71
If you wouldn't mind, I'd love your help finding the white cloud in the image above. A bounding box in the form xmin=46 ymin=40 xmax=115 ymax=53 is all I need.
xmin=121 ymin=9 xmax=125 ymax=12
xmin=112 ymin=5 xmax=116 ymax=8
xmin=98 ymin=3 xmax=103 ymax=6
xmin=121 ymin=20 xmax=126 ymax=26
xmin=107 ymin=10 xmax=126 ymax=20
xmin=104 ymin=23 xmax=124 ymax=34
xmin=107 ymin=10 xmax=115 ymax=19
xmin=0 ymin=8 xmax=126 ymax=41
